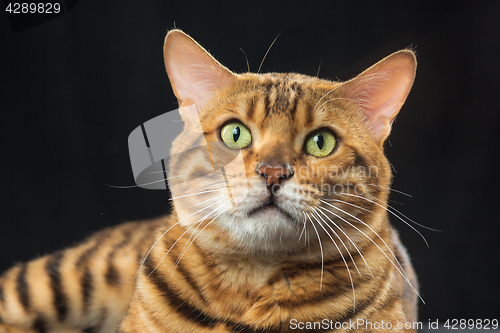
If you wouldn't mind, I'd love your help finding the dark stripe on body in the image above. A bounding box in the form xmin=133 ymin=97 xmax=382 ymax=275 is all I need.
xmin=83 ymin=328 xmax=99 ymax=333
xmin=263 ymin=258 xmax=382 ymax=309
xmin=76 ymin=237 xmax=105 ymax=316
xmin=267 ymin=259 xmax=352 ymax=283
xmin=81 ymin=270 xmax=93 ymax=313
xmin=230 ymin=321 xmax=329 ymax=333
xmin=135 ymin=225 xmax=157 ymax=264
xmin=33 ymin=316 xmax=48 ymax=333
xmin=379 ymin=292 xmax=398 ymax=311
xmin=170 ymin=253 xmax=207 ymax=304
xmin=75 ymin=236 xmax=104 ymax=267
xmin=144 ymin=257 xmax=219 ymax=328
xmin=105 ymin=229 xmax=133 ymax=286
xmin=104 ymin=259 xmax=120 ymax=287
xmin=230 ymin=323 xmax=280 ymax=333
xmin=16 ymin=263 xmax=30 ymax=310
xmin=338 ymin=268 xmax=392 ymax=323
xmin=144 ymin=254 xmax=339 ymax=332
xmin=46 ymin=251 xmax=68 ymax=322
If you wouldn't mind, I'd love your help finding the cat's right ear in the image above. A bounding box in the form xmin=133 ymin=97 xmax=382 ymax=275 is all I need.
xmin=340 ymin=50 xmax=417 ymax=145
xmin=164 ymin=30 xmax=237 ymax=123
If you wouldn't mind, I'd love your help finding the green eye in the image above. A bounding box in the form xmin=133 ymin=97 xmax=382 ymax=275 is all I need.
xmin=305 ymin=130 xmax=336 ymax=157
xmin=221 ymin=122 xmax=252 ymax=149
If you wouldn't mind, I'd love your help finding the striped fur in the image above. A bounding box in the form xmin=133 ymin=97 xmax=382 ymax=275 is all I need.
xmin=0 ymin=30 xmax=419 ymax=332
xmin=0 ymin=220 xmax=163 ymax=333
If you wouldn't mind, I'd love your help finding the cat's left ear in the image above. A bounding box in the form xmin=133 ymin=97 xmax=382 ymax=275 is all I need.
xmin=341 ymin=50 xmax=416 ymax=145
xmin=163 ymin=30 xmax=237 ymax=123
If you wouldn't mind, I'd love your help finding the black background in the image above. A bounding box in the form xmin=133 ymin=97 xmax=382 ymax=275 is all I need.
xmin=1 ymin=0 xmax=499 ymax=324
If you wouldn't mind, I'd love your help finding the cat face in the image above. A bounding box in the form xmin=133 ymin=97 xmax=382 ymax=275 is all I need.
xmin=164 ymin=31 xmax=416 ymax=256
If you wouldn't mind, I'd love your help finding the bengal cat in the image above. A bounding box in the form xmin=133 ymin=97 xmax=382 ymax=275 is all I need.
xmin=0 ymin=30 xmax=419 ymax=332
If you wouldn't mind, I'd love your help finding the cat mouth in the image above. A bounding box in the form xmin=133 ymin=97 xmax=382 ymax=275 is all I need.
xmin=248 ymin=201 xmax=294 ymax=220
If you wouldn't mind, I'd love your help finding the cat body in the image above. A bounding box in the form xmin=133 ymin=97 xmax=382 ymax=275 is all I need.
xmin=0 ymin=30 xmax=418 ymax=332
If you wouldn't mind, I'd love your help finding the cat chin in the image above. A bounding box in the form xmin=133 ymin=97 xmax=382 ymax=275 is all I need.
xmin=213 ymin=207 xmax=312 ymax=254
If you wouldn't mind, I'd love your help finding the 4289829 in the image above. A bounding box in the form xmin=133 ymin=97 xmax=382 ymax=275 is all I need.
xmin=5 ymin=2 xmax=61 ymax=14
xmin=443 ymin=319 xmax=498 ymax=330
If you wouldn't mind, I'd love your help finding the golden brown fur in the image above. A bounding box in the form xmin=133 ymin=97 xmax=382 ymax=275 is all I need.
xmin=0 ymin=30 xmax=419 ymax=332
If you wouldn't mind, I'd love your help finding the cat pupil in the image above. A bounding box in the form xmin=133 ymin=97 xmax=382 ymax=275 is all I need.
xmin=314 ymin=134 xmax=324 ymax=150
xmin=233 ymin=126 xmax=241 ymax=142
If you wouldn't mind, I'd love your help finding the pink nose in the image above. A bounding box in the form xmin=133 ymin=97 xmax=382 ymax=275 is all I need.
xmin=258 ymin=165 xmax=292 ymax=187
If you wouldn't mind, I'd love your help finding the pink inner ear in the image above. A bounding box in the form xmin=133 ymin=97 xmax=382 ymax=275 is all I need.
xmin=163 ymin=30 xmax=236 ymax=114
xmin=343 ymin=51 xmax=417 ymax=144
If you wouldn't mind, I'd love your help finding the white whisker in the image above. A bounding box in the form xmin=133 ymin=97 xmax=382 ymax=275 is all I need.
xmin=195 ymin=195 xmax=224 ymax=207
xmin=341 ymin=193 xmax=430 ymax=246
xmin=326 ymin=198 xmax=381 ymax=216
xmin=367 ymin=193 xmax=441 ymax=232
xmin=185 ymin=180 xmax=235 ymax=193
xmin=145 ymin=197 xmax=228 ymax=277
xmin=320 ymin=199 xmax=406 ymax=275
xmin=319 ymin=199 xmax=424 ymax=304
xmin=311 ymin=206 xmax=361 ymax=276
xmin=316 ymin=207 xmax=373 ymax=278
xmin=313 ymin=85 xmax=343 ymax=112
xmin=169 ymin=189 xmax=224 ymax=201
xmin=144 ymin=170 xmax=173 ymax=175
xmin=106 ymin=173 xmax=188 ymax=189
xmin=171 ymin=200 xmax=233 ymax=283
xmin=149 ymin=220 xmax=203 ymax=278
xmin=368 ymin=184 xmax=412 ymax=197
xmin=308 ymin=206 xmax=356 ymax=312
xmin=298 ymin=213 xmax=308 ymax=244
xmin=304 ymin=212 xmax=324 ymax=290
xmin=106 ymin=177 xmax=169 ymax=189
xmin=315 ymin=97 xmax=359 ymax=116
xmin=313 ymin=72 xmax=386 ymax=114
xmin=134 ymin=220 xmax=181 ymax=279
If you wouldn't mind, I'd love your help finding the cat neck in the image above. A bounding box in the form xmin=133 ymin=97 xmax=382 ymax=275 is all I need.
xmin=139 ymin=214 xmax=396 ymax=325
xmin=147 ymin=212 xmax=393 ymax=289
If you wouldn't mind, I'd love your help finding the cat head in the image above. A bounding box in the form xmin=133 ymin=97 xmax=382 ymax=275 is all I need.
xmin=164 ymin=30 xmax=416 ymax=257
